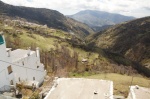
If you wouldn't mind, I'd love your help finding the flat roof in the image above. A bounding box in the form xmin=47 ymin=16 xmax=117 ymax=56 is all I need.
xmin=11 ymin=49 xmax=35 ymax=62
xmin=129 ymin=86 xmax=150 ymax=99
xmin=45 ymin=78 xmax=113 ymax=99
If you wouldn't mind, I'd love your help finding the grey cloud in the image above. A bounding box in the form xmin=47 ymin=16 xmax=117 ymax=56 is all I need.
xmin=143 ymin=7 xmax=150 ymax=11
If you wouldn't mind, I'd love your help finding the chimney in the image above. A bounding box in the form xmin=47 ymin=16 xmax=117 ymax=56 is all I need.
xmin=8 ymin=49 xmax=11 ymax=57
xmin=27 ymin=47 xmax=31 ymax=56
xmin=36 ymin=47 xmax=40 ymax=58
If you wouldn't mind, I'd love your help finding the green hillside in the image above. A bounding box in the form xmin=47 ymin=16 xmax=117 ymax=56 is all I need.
xmin=0 ymin=16 xmax=139 ymax=77
xmin=87 ymin=17 xmax=150 ymax=76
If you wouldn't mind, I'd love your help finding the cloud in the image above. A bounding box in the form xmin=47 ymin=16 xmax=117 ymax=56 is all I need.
xmin=143 ymin=7 xmax=150 ymax=11
xmin=27 ymin=0 xmax=33 ymax=2
xmin=1 ymin=0 xmax=150 ymax=18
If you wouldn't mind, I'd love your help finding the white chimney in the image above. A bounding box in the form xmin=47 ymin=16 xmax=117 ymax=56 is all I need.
xmin=36 ymin=47 xmax=40 ymax=58
xmin=8 ymin=49 xmax=11 ymax=57
xmin=27 ymin=47 xmax=31 ymax=56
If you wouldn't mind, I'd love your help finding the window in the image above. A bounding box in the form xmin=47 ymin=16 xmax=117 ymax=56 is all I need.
xmin=22 ymin=62 xmax=24 ymax=65
xmin=33 ymin=77 xmax=35 ymax=80
xmin=10 ymin=80 xmax=13 ymax=85
xmin=7 ymin=66 xmax=13 ymax=74
xmin=19 ymin=77 xmax=21 ymax=82
xmin=0 ymin=35 xmax=4 ymax=45
xmin=37 ymin=66 xmax=39 ymax=68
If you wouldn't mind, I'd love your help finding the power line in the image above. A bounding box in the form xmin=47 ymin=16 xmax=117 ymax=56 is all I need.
xmin=0 ymin=59 xmax=44 ymax=72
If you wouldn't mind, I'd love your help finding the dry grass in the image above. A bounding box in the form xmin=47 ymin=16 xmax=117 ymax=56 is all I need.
xmin=22 ymin=89 xmax=33 ymax=99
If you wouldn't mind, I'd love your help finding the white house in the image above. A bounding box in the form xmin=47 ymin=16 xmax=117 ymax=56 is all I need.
xmin=11 ymin=48 xmax=46 ymax=88
xmin=0 ymin=32 xmax=46 ymax=92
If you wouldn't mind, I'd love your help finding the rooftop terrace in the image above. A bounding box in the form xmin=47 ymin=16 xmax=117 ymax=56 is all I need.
xmin=44 ymin=78 xmax=113 ymax=99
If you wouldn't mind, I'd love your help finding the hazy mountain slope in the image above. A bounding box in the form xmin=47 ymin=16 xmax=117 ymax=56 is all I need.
xmin=68 ymin=10 xmax=135 ymax=31
xmin=87 ymin=17 xmax=150 ymax=67
xmin=66 ymin=18 xmax=94 ymax=36
xmin=0 ymin=1 xmax=94 ymax=37
xmin=92 ymin=25 xmax=113 ymax=32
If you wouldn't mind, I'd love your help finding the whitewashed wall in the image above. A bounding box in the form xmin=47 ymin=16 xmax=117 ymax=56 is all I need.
xmin=0 ymin=70 xmax=9 ymax=89
xmin=12 ymin=52 xmax=46 ymax=86
xmin=0 ymin=35 xmax=14 ymax=89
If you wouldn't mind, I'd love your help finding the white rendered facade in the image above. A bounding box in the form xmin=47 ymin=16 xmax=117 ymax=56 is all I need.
xmin=11 ymin=48 xmax=46 ymax=87
xmin=0 ymin=34 xmax=14 ymax=90
xmin=0 ymin=33 xmax=46 ymax=91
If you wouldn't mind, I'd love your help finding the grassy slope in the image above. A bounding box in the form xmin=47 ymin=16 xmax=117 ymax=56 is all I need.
xmin=0 ymin=17 xmax=101 ymax=65
xmin=20 ymin=33 xmax=100 ymax=62
xmin=20 ymin=33 xmax=56 ymax=50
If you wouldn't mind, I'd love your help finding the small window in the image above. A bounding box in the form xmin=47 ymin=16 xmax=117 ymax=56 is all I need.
xmin=7 ymin=66 xmax=13 ymax=74
xmin=37 ymin=66 xmax=39 ymax=68
xmin=33 ymin=77 xmax=35 ymax=80
xmin=10 ymin=80 xmax=13 ymax=85
xmin=19 ymin=77 xmax=21 ymax=82
xmin=22 ymin=62 xmax=24 ymax=65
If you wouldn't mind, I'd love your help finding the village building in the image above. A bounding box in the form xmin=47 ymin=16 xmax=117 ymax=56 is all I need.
xmin=44 ymin=78 xmax=113 ymax=99
xmin=0 ymin=33 xmax=14 ymax=91
xmin=0 ymin=32 xmax=46 ymax=93
xmin=128 ymin=85 xmax=150 ymax=99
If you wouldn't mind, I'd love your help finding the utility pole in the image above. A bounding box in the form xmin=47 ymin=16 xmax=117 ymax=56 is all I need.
xmin=130 ymin=75 xmax=134 ymax=86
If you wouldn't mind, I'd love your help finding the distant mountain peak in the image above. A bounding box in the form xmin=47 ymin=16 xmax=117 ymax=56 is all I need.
xmin=68 ymin=10 xmax=135 ymax=32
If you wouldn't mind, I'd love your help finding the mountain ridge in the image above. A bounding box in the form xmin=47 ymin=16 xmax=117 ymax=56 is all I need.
xmin=68 ymin=10 xmax=135 ymax=32
xmin=0 ymin=1 xmax=94 ymax=37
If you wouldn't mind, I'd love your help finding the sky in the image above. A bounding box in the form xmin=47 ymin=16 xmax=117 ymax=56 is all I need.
xmin=1 ymin=0 xmax=150 ymax=18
